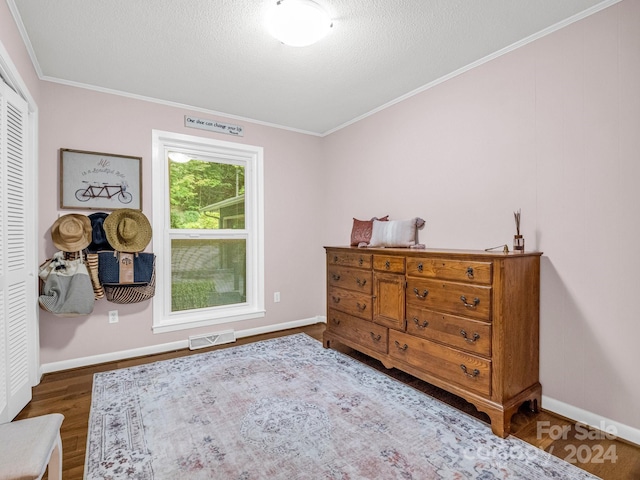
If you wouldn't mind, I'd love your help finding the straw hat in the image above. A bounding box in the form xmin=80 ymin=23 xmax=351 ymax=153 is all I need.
xmin=87 ymin=212 xmax=113 ymax=252
xmin=103 ymin=209 xmax=152 ymax=252
xmin=51 ymin=214 xmax=92 ymax=252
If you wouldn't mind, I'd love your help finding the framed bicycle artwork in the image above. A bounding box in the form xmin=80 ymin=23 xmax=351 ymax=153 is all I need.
xmin=60 ymin=149 xmax=142 ymax=210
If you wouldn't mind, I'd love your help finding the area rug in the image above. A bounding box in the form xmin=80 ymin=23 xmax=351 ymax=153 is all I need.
xmin=85 ymin=333 xmax=598 ymax=479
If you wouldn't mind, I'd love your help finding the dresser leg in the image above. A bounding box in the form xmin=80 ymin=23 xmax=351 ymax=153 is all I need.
xmin=487 ymin=388 xmax=542 ymax=437
xmin=489 ymin=411 xmax=511 ymax=438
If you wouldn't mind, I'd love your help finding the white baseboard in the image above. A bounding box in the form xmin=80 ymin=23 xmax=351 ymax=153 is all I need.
xmin=235 ymin=315 xmax=326 ymax=340
xmin=39 ymin=315 xmax=326 ymax=375
xmin=542 ymin=395 xmax=640 ymax=446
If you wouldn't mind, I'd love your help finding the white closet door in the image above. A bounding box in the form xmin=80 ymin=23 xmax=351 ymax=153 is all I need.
xmin=0 ymin=79 xmax=33 ymax=423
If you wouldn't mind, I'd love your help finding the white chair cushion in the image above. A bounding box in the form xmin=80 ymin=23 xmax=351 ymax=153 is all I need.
xmin=0 ymin=413 xmax=64 ymax=480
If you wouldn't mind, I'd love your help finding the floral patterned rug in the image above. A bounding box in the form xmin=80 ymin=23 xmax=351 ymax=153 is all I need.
xmin=85 ymin=333 xmax=598 ymax=479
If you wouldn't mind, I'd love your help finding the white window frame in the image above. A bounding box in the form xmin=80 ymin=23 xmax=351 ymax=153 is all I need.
xmin=151 ymin=130 xmax=264 ymax=334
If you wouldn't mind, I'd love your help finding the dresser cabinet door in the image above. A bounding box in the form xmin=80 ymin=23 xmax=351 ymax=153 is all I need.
xmin=373 ymin=272 xmax=405 ymax=330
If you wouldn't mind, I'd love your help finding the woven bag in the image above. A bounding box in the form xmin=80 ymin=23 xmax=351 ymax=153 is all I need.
xmin=104 ymin=257 xmax=156 ymax=304
xmin=63 ymin=251 xmax=104 ymax=300
xmin=86 ymin=253 xmax=104 ymax=300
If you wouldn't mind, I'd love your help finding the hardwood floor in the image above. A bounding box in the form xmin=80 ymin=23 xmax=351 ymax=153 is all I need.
xmin=16 ymin=323 xmax=640 ymax=479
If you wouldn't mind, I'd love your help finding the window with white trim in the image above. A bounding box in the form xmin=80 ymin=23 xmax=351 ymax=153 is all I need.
xmin=152 ymin=130 xmax=264 ymax=333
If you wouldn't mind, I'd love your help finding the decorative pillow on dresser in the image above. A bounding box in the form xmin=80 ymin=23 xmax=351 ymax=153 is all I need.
xmin=368 ymin=217 xmax=425 ymax=248
xmin=350 ymin=215 xmax=389 ymax=247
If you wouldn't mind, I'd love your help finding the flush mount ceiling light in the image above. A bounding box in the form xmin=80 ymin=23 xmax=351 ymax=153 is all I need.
xmin=266 ymin=0 xmax=333 ymax=47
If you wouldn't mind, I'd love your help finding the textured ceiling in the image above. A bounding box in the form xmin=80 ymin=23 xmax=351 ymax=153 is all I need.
xmin=10 ymin=0 xmax=613 ymax=135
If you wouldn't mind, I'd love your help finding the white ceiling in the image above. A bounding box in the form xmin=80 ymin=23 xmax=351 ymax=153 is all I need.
xmin=10 ymin=0 xmax=613 ymax=135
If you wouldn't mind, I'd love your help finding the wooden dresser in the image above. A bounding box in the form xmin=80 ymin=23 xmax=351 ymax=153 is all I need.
xmin=323 ymin=246 xmax=542 ymax=437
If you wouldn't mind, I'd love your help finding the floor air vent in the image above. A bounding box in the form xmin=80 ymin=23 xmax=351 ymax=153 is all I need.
xmin=188 ymin=330 xmax=236 ymax=350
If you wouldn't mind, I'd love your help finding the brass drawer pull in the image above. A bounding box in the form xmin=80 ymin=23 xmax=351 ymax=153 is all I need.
xmin=331 ymin=296 xmax=341 ymax=304
xmin=333 ymin=255 xmax=339 ymax=263
xmin=356 ymin=278 xmax=367 ymax=287
xmin=356 ymin=302 xmax=367 ymax=311
xmin=394 ymin=340 xmax=409 ymax=351
xmin=414 ymin=288 xmax=429 ymax=299
xmin=331 ymin=317 xmax=341 ymax=325
xmin=460 ymin=329 xmax=480 ymax=343
xmin=358 ymin=257 xmax=364 ymax=266
xmin=385 ymin=260 xmax=391 ymax=269
xmin=466 ymin=267 xmax=474 ymax=279
xmin=331 ymin=273 xmax=341 ymax=281
xmin=460 ymin=364 xmax=480 ymax=378
xmin=460 ymin=295 xmax=479 ymax=308
xmin=413 ymin=317 xmax=429 ymax=329
xmin=417 ymin=262 xmax=423 ymax=272
xmin=370 ymin=332 xmax=382 ymax=342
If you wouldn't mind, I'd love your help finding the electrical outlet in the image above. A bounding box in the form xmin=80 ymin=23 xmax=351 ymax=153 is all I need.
xmin=108 ymin=310 xmax=119 ymax=323
xmin=274 ymin=292 xmax=281 ymax=303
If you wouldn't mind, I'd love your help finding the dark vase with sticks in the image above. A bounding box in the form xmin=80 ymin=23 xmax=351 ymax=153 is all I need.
xmin=513 ymin=209 xmax=524 ymax=252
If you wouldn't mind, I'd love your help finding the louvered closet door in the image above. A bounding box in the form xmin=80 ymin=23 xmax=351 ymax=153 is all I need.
xmin=0 ymin=79 xmax=33 ymax=423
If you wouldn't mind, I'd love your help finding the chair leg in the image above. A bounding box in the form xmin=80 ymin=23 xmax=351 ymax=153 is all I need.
xmin=46 ymin=432 xmax=63 ymax=480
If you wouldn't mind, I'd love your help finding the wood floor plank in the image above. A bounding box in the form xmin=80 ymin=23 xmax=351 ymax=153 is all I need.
xmin=15 ymin=323 xmax=640 ymax=480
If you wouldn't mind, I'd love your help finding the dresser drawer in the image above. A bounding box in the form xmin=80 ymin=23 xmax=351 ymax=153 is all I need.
xmin=389 ymin=330 xmax=491 ymax=396
xmin=406 ymin=305 xmax=491 ymax=357
xmin=327 ymin=265 xmax=372 ymax=294
xmin=406 ymin=258 xmax=492 ymax=285
xmin=328 ymin=251 xmax=372 ymax=269
xmin=328 ymin=286 xmax=372 ymax=321
xmin=373 ymin=255 xmax=405 ymax=274
xmin=327 ymin=309 xmax=388 ymax=354
xmin=406 ymin=278 xmax=491 ymax=321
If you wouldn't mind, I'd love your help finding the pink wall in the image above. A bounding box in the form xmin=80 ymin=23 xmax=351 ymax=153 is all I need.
xmin=322 ymin=1 xmax=640 ymax=433
xmin=37 ymin=82 xmax=326 ymax=363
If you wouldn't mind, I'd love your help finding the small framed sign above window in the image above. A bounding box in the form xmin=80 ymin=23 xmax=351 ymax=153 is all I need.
xmin=60 ymin=148 xmax=142 ymax=210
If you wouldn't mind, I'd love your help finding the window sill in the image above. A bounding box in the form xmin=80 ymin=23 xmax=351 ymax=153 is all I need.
xmin=153 ymin=308 xmax=266 ymax=334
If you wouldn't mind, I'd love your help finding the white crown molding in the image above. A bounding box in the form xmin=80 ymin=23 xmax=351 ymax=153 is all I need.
xmin=42 ymin=74 xmax=324 ymax=137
